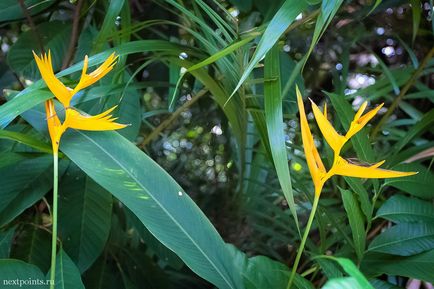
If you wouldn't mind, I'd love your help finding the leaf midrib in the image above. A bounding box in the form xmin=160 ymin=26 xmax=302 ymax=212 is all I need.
xmin=76 ymin=130 xmax=234 ymax=289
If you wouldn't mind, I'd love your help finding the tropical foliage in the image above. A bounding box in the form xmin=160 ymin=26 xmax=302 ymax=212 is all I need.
xmin=0 ymin=0 xmax=433 ymax=289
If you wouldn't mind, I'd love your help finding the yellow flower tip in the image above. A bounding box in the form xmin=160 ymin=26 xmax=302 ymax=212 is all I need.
xmin=296 ymin=87 xmax=326 ymax=192
xmin=44 ymin=99 xmax=62 ymax=153
xmin=310 ymin=98 xmax=346 ymax=153
xmin=354 ymin=101 xmax=368 ymax=120
xmin=33 ymin=49 xmax=72 ymax=107
xmin=323 ymin=102 xmax=327 ymax=119
xmin=333 ymin=156 xmax=418 ymax=179
xmin=370 ymin=160 xmax=385 ymax=169
xmin=64 ymin=106 xmax=127 ymax=132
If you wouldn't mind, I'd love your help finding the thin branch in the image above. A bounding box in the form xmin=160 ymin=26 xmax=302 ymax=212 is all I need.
xmin=371 ymin=47 xmax=434 ymax=138
xmin=18 ymin=0 xmax=45 ymax=53
xmin=62 ymin=0 xmax=84 ymax=69
xmin=140 ymin=88 xmax=208 ymax=148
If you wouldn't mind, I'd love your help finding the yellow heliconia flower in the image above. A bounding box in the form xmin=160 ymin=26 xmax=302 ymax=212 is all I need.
xmin=33 ymin=51 xmax=117 ymax=107
xmin=34 ymin=51 xmax=126 ymax=153
xmin=296 ymin=88 xmax=326 ymax=195
xmin=296 ymin=86 xmax=416 ymax=196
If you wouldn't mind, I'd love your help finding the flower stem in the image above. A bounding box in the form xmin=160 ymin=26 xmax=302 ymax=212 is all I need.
xmin=49 ymin=152 xmax=58 ymax=289
xmin=287 ymin=195 xmax=320 ymax=289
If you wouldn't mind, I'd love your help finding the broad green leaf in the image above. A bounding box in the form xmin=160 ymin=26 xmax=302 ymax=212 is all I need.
xmin=245 ymin=256 xmax=314 ymax=289
xmin=0 ymin=89 xmax=52 ymax=130
xmin=315 ymin=258 xmax=343 ymax=279
xmin=376 ymin=195 xmax=434 ymax=223
xmin=0 ymin=151 xmax=26 ymax=169
xmin=12 ymin=222 xmax=51 ymax=273
xmin=0 ymin=155 xmax=52 ymax=214
xmin=0 ymin=129 xmax=52 ymax=154
xmin=60 ymin=130 xmax=243 ymax=289
xmin=321 ymin=257 xmax=374 ymax=289
xmin=362 ymin=250 xmax=434 ymax=283
xmin=59 ymin=165 xmax=113 ymax=273
xmin=340 ymin=188 xmax=366 ymax=261
xmin=0 ymin=259 xmax=47 ymax=289
xmin=0 ymin=157 xmax=59 ymax=227
xmin=231 ymin=0 xmax=308 ymax=97
xmin=0 ymin=227 xmax=15 ymax=258
xmin=264 ymin=44 xmax=298 ymax=231
xmin=7 ymin=21 xmax=71 ymax=79
xmin=322 ymin=277 xmax=363 ymax=289
xmin=384 ymin=163 xmax=434 ymax=199
xmin=126 ymin=208 xmax=184 ymax=270
xmin=0 ymin=0 xmax=55 ymax=22
xmin=47 ymin=249 xmax=85 ymax=289
xmin=82 ymin=255 xmax=123 ymax=289
xmin=227 ymin=245 xmax=314 ymax=289
xmin=370 ymin=279 xmax=403 ymax=289
xmin=368 ymin=223 xmax=434 ymax=256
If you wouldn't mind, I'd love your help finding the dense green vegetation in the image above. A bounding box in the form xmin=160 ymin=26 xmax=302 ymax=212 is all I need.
xmin=0 ymin=0 xmax=433 ymax=288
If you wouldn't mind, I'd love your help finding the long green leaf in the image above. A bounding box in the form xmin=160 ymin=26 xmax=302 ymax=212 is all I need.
xmin=59 ymin=165 xmax=113 ymax=273
xmin=376 ymin=195 xmax=434 ymax=223
xmin=340 ymin=188 xmax=366 ymax=261
xmin=0 ymin=259 xmax=47 ymax=289
xmin=0 ymin=129 xmax=52 ymax=154
xmin=0 ymin=227 xmax=15 ymax=258
xmin=368 ymin=223 xmax=434 ymax=256
xmin=231 ymin=0 xmax=308 ymax=97
xmin=362 ymin=250 xmax=434 ymax=283
xmin=48 ymin=249 xmax=85 ymax=289
xmin=264 ymin=44 xmax=298 ymax=230
xmin=321 ymin=257 xmax=374 ymax=289
xmin=60 ymin=130 xmax=243 ymax=289
xmin=384 ymin=163 xmax=434 ymax=199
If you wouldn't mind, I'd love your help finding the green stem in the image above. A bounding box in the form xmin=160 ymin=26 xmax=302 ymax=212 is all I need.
xmin=49 ymin=152 xmax=58 ymax=289
xmin=287 ymin=195 xmax=320 ymax=289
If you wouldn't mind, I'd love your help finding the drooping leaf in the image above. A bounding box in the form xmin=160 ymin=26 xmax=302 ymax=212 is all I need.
xmin=60 ymin=130 xmax=243 ymax=289
xmin=264 ymin=44 xmax=298 ymax=231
